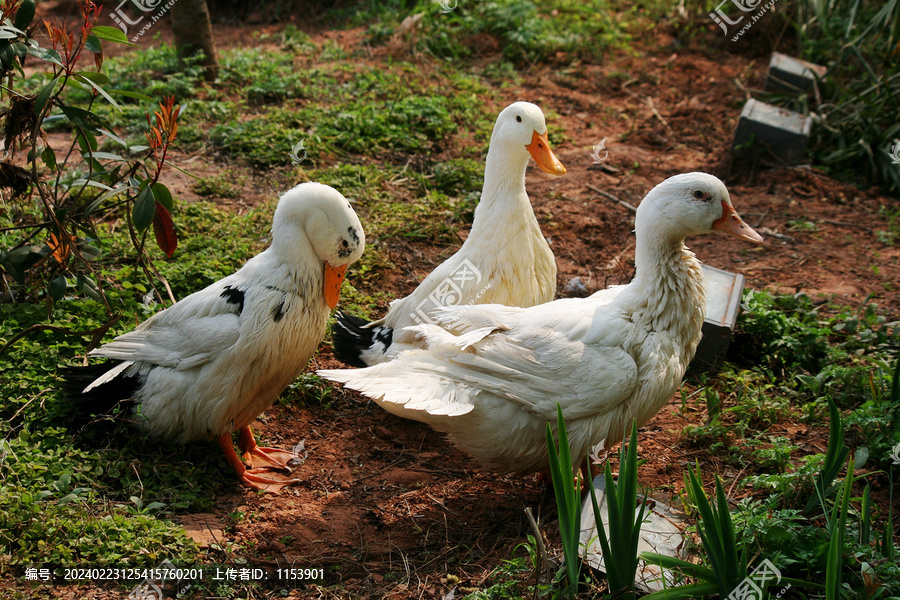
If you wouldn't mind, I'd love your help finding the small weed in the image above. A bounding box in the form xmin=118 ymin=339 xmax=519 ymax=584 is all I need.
xmin=280 ymin=25 xmax=317 ymax=54
xmin=462 ymin=555 xmax=537 ymax=599
xmin=746 ymin=436 xmax=798 ymax=472
xmin=787 ymin=218 xmax=819 ymax=231
xmin=285 ymin=373 xmax=337 ymax=409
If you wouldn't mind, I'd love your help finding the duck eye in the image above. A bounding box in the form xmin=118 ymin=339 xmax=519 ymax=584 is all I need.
xmin=516 ymin=115 xmax=522 ymax=123
xmin=341 ymin=240 xmax=349 ymax=248
xmin=693 ymin=190 xmax=704 ymax=200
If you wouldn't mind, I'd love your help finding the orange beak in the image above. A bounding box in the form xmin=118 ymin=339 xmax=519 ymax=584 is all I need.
xmin=713 ymin=200 xmax=764 ymax=243
xmin=323 ymin=263 xmax=349 ymax=309
xmin=525 ymin=130 xmax=566 ymax=176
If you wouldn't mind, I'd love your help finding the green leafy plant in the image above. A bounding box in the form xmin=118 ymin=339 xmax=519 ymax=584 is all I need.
xmin=642 ymin=465 xmax=748 ymax=599
xmin=0 ymin=0 xmax=184 ymax=323
xmin=586 ymin=421 xmax=647 ymax=598
xmin=807 ymin=397 xmax=850 ymax=514
xmin=848 ymin=356 xmax=900 ymax=469
xmin=825 ymin=457 xmax=854 ymax=600
xmin=546 ymin=404 xmax=582 ymax=597
xmin=880 ymin=469 xmax=895 ymax=562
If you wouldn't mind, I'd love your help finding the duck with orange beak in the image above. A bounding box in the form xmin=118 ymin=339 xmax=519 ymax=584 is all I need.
xmin=319 ymin=173 xmax=763 ymax=478
xmin=332 ymin=101 xmax=567 ymax=367
xmin=62 ymin=182 xmax=365 ymax=493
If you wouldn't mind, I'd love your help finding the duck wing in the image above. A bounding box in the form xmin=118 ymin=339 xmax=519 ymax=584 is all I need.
xmin=320 ymin=297 xmax=638 ymax=423
xmin=89 ymin=278 xmax=246 ymax=371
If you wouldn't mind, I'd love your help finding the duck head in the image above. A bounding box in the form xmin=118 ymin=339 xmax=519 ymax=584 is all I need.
xmin=272 ymin=182 xmax=366 ymax=308
xmin=490 ymin=102 xmax=566 ymax=176
xmin=637 ymin=172 xmax=764 ymax=243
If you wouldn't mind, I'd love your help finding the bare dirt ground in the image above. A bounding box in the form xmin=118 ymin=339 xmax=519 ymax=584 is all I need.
xmin=17 ymin=5 xmax=900 ymax=600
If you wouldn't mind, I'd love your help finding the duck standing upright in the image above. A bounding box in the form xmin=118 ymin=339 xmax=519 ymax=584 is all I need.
xmin=320 ymin=173 xmax=762 ymax=474
xmin=63 ymin=182 xmax=365 ymax=492
xmin=332 ymin=101 xmax=566 ymax=368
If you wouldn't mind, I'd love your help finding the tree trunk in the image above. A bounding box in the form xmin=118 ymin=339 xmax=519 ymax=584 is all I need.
xmin=169 ymin=0 xmax=218 ymax=81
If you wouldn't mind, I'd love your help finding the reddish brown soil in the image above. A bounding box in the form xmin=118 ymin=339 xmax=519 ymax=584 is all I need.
xmin=17 ymin=5 xmax=900 ymax=600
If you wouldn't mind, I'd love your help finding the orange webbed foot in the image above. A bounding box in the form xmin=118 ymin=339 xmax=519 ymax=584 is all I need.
xmin=240 ymin=468 xmax=303 ymax=494
xmin=237 ymin=426 xmax=300 ymax=471
xmin=218 ymin=432 xmax=302 ymax=494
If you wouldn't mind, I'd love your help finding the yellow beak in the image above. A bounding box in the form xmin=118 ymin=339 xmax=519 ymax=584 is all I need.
xmin=525 ymin=130 xmax=566 ymax=176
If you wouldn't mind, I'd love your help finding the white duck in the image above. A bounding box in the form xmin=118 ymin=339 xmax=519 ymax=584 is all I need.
xmin=331 ymin=101 xmax=566 ymax=368
xmin=319 ymin=173 xmax=762 ymax=474
xmin=63 ymin=182 xmax=365 ymax=492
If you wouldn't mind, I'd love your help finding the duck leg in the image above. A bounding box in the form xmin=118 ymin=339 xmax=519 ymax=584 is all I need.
xmin=217 ymin=433 xmax=301 ymax=494
xmin=238 ymin=426 xmax=298 ymax=471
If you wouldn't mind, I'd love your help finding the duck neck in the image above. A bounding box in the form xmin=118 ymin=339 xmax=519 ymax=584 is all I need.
xmin=467 ymin=146 xmax=533 ymax=240
xmin=629 ymin=235 xmax=706 ymax=345
xmin=271 ymin=220 xmax=315 ymax=267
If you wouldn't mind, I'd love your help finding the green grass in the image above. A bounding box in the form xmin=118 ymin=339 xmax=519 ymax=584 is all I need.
xmin=0 ymin=199 xmax=333 ymax=575
xmin=31 ymin=41 xmax=495 ymax=171
xmin=367 ymin=0 xmax=632 ymax=64
xmin=0 ymin=303 xmax=205 ymax=568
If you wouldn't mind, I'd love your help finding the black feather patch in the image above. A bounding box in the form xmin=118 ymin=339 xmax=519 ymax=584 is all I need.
xmin=331 ymin=311 xmax=394 ymax=368
xmin=272 ymin=298 xmax=286 ymax=322
xmin=221 ymin=286 xmax=245 ymax=314
xmin=347 ymin=226 xmax=360 ymax=244
xmin=59 ymin=361 xmax=142 ymax=415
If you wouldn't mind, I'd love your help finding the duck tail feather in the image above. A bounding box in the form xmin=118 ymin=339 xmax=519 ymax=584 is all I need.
xmin=59 ymin=360 xmax=140 ymax=416
xmin=331 ymin=311 xmax=394 ymax=368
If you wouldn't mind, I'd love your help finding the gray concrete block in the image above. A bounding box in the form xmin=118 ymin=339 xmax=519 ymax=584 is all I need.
xmin=766 ymin=52 xmax=827 ymax=93
xmin=732 ymin=98 xmax=812 ymax=165
xmin=690 ymin=265 xmax=744 ymax=371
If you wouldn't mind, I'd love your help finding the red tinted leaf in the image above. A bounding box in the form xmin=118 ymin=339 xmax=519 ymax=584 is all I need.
xmin=152 ymin=201 xmax=177 ymax=258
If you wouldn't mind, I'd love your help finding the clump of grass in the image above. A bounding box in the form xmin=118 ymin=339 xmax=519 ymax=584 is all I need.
xmin=642 ymin=465 xmax=750 ymax=599
xmin=355 ymin=0 xmax=626 ymax=65
xmin=207 ymin=107 xmax=312 ymax=167
xmin=191 ymin=174 xmax=244 ymax=199
xmin=219 ymin=47 xmax=311 ymax=105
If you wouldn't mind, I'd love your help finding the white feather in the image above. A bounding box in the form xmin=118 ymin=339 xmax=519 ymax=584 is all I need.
xmin=83 ymin=360 xmax=134 ymax=393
